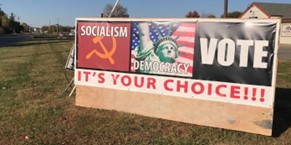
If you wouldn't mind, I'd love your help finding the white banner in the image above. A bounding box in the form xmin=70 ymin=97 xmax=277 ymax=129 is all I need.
xmin=75 ymin=69 xmax=273 ymax=108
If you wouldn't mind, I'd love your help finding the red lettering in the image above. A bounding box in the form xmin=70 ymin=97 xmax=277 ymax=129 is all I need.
xmin=98 ymin=73 xmax=105 ymax=83
xmin=121 ymin=75 xmax=131 ymax=87
xmin=83 ymin=71 xmax=91 ymax=82
xmin=191 ymin=82 xmax=204 ymax=94
xmin=208 ymin=83 xmax=212 ymax=95
xmin=230 ymin=86 xmax=241 ymax=99
xmin=111 ymin=74 xmax=120 ymax=85
xmin=164 ymin=79 xmax=174 ymax=91
xmin=147 ymin=78 xmax=156 ymax=89
xmin=177 ymin=80 xmax=188 ymax=93
xmin=134 ymin=76 xmax=144 ymax=88
xmin=78 ymin=71 xmax=81 ymax=81
xmin=215 ymin=85 xmax=227 ymax=97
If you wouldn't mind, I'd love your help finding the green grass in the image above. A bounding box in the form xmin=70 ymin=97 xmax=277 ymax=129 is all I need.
xmin=32 ymin=34 xmax=59 ymax=39
xmin=0 ymin=40 xmax=290 ymax=144
xmin=276 ymin=60 xmax=291 ymax=88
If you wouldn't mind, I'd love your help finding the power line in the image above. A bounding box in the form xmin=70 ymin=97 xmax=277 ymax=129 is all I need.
xmin=108 ymin=0 xmax=120 ymax=17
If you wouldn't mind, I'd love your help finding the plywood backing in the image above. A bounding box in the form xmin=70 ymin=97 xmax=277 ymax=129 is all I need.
xmin=76 ymin=85 xmax=273 ymax=136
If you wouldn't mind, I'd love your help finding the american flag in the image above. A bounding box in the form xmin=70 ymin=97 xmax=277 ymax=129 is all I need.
xmin=131 ymin=22 xmax=195 ymax=76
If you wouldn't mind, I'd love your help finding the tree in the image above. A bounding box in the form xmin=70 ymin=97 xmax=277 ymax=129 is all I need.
xmin=207 ymin=14 xmax=216 ymax=18
xmin=220 ymin=11 xmax=242 ymax=18
xmin=1 ymin=15 xmax=9 ymax=28
xmin=9 ymin=12 xmax=15 ymax=22
xmin=21 ymin=23 xmax=31 ymax=32
xmin=41 ymin=26 xmax=49 ymax=33
xmin=200 ymin=12 xmax=216 ymax=18
xmin=41 ymin=25 xmax=73 ymax=34
xmin=185 ymin=10 xmax=200 ymax=18
xmin=0 ymin=10 xmax=23 ymax=34
xmin=227 ymin=11 xmax=242 ymax=18
xmin=103 ymin=3 xmax=129 ymax=17
xmin=8 ymin=13 xmax=22 ymax=33
xmin=0 ymin=9 xmax=4 ymax=17
xmin=0 ymin=9 xmax=5 ymax=21
xmin=62 ymin=26 xmax=73 ymax=32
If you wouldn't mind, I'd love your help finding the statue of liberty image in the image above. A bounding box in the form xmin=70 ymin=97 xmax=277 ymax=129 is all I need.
xmin=132 ymin=22 xmax=188 ymax=75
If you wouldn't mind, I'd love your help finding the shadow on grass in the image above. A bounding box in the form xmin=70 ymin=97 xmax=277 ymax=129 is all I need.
xmin=272 ymin=87 xmax=291 ymax=137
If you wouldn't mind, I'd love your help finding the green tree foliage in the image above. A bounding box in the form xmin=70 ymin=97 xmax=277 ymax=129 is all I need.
xmin=41 ymin=25 xmax=73 ymax=34
xmin=103 ymin=3 xmax=129 ymax=17
xmin=221 ymin=11 xmax=242 ymax=18
xmin=21 ymin=23 xmax=31 ymax=32
xmin=0 ymin=9 xmax=5 ymax=28
xmin=0 ymin=9 xmax=4 ymax=17
xmin=1 ymin=15 xmax=10 ymax=28
xmin=207 ymin=14 xmax=216 ymax=18
xmin=0 ymin=11 xmax=24 ymax=34
xmin=0 ymin=9 xmax=4 ymax=23
xmin=201 ymin=12 xmax=216 ymax=18
xmin=9 ymin=12 xmax=15 ymax=21
xmin=227 ymin=11 xmax=242 ymax=18
xmin=185 ymin=10 xmax=200 ymax=18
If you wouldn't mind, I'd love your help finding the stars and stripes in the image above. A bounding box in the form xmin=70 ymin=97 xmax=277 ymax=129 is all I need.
xmin=131 ymin=22 xmax=196 ymax=76
xmin=173 ymin=23 xmax=196 ymax=74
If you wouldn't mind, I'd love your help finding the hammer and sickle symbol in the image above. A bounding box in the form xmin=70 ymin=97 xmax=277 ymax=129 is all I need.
xmin=86 ymin=36 xmax=117 ymax=65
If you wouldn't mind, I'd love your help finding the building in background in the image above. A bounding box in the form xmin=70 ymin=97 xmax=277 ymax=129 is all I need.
xmin=240 ymin=2 xmax=291 ymax=44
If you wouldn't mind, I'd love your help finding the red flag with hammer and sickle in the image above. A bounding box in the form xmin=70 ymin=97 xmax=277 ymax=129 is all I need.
xmin=77 ymin=21 xmax=131 ymax=72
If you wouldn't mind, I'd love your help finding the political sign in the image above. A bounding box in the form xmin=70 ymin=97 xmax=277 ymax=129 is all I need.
xmin=75 ymin=19 xmax=279 ymax=108
xmin=75 ymin=18 xmax=280 ymax=135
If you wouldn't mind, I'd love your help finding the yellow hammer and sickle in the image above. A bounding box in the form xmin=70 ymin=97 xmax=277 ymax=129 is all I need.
xmin=86 ymin=36 xmax=117 ymax=65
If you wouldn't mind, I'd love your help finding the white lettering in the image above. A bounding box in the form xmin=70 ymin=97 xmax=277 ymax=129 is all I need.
xmin=91 ymin=26 xmax=97 ymax=36
xmin=200 ymin=38 xmax=218 ymax=65
xmin=217 ymin=38 xmax=235 ymax=66
xmin=254 ymin=40 xmax=268 ymax=68
xmin=79 ymin=25 xmax=128 ymax=37
xmin=133 ymin=60 xmax=189 ymax=74
xmin=81 ymin=26 xmax=86 ymax=36
xmin=237 ymin=40 xmax=253 ymax=67
xmin=86 ymin=26 xmax=91 ymax=36
xmin=119 ymin=27 xmax=128 ymax=37
xmin=200 ymin=38 xmax=269 ymax=69
xmin=133 ymin=61 xmax=139 ymax=70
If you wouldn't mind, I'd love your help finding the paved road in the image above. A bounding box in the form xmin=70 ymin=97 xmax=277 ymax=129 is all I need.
xmin=0 ymin=33 xmax=33 ymax=47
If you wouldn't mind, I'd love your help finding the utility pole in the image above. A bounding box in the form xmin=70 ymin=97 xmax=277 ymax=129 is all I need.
xmin=224 ymin=0 xmax=228 ymax=18
xmin=57 ymin=17 xmax=59 ymax=34
xmin=49 ymin=19 xmax=51 ymax=34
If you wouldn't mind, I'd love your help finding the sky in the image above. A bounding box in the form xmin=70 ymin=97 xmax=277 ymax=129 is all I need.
xmin=0 ymin=0 xmax=290 ymax=27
